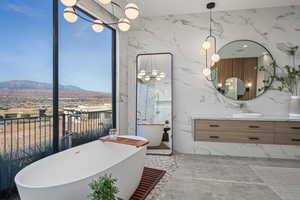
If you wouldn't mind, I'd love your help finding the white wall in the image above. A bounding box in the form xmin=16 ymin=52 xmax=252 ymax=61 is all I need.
xmin=123 ymin=6 xmax=300 ymax=159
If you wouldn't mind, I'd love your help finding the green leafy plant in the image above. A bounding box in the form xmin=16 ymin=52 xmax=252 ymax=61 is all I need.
xmin=88 ymin=174 xmax=119 ymax=200
xmin=257 ymin=46 xmax=300 ymax=95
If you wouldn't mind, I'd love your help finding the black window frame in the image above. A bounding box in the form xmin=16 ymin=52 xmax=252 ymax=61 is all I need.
xmin=53 ymin=0 xmax=117 ymax=152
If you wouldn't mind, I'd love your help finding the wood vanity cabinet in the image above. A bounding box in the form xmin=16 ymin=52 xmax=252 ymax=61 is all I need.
xmin=194 ymin=120 xmax=300 ymax=145
xmin=275 ymin=122 xmax=300 ymax=145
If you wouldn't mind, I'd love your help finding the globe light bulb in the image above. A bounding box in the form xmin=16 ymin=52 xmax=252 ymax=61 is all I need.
xmin=144 ymin=75 xmax=151 ymax=81
xmin=203 ymin=68 xmax=211 ymax=77
xmin=156 ymin=77 xmax=162 ymax=81
xmin=125 ymin=3 xmax=139 ymax=20
xmin=159 ymin=72 xmax=166 ymax=78
xmin=92 ymin=20 xmax=104 ymax=32
xmin=137 ymin=74 xmax=144 ymax=79
xmin=64 ymin=8 xmax=78 ymax=23
xmin=152 ymin=70 xmax=159 ymax=76
xmin=211 ymin=61 xmax=216 ymax=67
xmin=99 ymin=0 xmax=111 ymax=5
xmin=118 ymin=18 xmax=130 ymax=32
xmin=202 ymin=41 xmax=211 ymax=50
xmin=211 ymin=53 xmax=220 ymax=63
xmin=139 ymin=70 xmax=146 ymax=76
xmin=61 ymin=0 xmax=77 ymax=6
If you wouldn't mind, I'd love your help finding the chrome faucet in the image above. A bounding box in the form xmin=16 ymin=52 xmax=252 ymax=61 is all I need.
xmin=62 ymin=131 xmax=73 ymax=149
xmin=238 ymin=102 xmax=250 ymax=113
xmin=63 ymin=130 xmax=74 ymax=138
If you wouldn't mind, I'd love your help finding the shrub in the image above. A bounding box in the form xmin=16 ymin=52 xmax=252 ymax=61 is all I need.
xmin=88 ymin=174 xmax=119 ymax=200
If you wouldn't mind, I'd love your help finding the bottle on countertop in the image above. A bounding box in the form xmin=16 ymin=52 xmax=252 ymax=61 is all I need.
xmin=109 ymin=128 xmax=119 ymax=140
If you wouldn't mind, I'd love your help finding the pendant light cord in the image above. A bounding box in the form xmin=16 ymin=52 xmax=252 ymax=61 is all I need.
xmin=209 ymin=9 xmax=212 ymax=36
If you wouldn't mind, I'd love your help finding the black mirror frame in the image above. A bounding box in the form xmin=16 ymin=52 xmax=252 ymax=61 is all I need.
xmin=212 ymin=39 xmax=276 ymax=101
xmin=135 ymin=52 xmax=174 ymax=156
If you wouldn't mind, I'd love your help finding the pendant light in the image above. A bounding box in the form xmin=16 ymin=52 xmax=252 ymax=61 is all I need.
xmin=99 ymin=0 xmax=112 ymax=5
xmin=125 ymin=3 xmax=140 ymax=20
xmin=61 ymin=0 xmax=77 ymax=7
xmin=202 ymin=2 xmax=220 ymax=80
xmin=60 ymin=0 xmax=139 ymax=32
xmin=92 ymin=20 xmax=104 ymax=32
xmin=118 ymin=18 xmax=131 ymax=32
xmin=63 ymin=7 xmax=78 ymax=23
xmin=137 ymin=56 xmax=166 ymax=83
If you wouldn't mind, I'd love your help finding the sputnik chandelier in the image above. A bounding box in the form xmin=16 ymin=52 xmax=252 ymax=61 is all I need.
xmin=137 ymin=69 xmax=166 ymax=82
xmin=61 ymin=0 xmax=140 ymax=32
xmin=137 ymin=56 xmax=166 ymax=82
xmin=202 ymin=2 xmax=220 ymax=79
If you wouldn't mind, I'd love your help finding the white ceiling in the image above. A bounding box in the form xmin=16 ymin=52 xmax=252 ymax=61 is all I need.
xmin=131 ymin=0 xmax=300 ymax=17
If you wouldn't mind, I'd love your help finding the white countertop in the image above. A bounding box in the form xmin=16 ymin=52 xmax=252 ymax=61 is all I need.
xmin=192 ymin=114 xmax=300 ymax=122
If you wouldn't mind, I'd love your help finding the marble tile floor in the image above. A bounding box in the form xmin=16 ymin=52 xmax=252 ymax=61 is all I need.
xmin=3 ymin=154 xmax=300 ymax=200
xmin=145 ymin=154 xmax=300 ymax=200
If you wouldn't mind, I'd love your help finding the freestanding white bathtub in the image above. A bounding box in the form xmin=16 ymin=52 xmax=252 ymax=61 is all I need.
xmin=137 ymin=124 xmax=164 ymax=147
xmin=15 ymin=136 xmax=147 ymax=200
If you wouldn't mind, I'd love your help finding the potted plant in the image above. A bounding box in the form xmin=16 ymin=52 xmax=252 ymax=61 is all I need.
xmin=258 ymin=46 xmax=300 ymax=117
xmin=88 ymin=174 xmax=121 ymax=200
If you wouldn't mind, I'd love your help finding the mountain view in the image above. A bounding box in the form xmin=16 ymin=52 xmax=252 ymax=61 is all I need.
xmin=0 ymin=80 xmax=83 ymax=91
xmin=0 ymin=80 xmax=111 ymax=98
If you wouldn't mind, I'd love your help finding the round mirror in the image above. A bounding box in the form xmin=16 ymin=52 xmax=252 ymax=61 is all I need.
xmin=211 ymin=40 xmax=275 ymax=101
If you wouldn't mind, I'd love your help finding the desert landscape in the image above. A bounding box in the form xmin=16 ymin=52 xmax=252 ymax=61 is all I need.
xmin=0 ymin=80 xmax=112 ymax=154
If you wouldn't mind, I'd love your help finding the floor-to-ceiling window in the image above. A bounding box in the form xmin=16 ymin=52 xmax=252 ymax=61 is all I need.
xmin=59 ymin=6 xmax=116 ymax=147
xmin=0 ymin=0 xmax=116 ymax=195
xmin=0 ymin=0 xmax=53 ymax=193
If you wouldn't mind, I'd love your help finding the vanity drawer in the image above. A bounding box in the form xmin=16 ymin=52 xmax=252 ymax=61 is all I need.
xmin=275 ymin=133 xmax=300 ymax=145
xmin=275 ymin=122 xmax=300 ymax=134
xmin=194 ymin=130 xmax=275 ymax=144
xmin=194 ymin=120 xmax=274 ymax=133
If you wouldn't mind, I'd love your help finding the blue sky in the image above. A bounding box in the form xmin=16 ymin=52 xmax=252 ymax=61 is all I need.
xmin=0 ymin=0 xmax=112 ymax=93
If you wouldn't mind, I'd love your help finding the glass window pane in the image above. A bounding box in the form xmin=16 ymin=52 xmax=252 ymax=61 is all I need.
xmin=0 ymin=0 xmax=53 ymax=192
xmin=59 ymin=6 xmax=113 ymax=147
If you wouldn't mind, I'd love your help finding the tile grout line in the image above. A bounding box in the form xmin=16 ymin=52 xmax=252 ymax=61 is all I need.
xmin=249 ymin=165 xmax=291 ymax=200
xmin=188 ymin=177 xmax=267 ymax=186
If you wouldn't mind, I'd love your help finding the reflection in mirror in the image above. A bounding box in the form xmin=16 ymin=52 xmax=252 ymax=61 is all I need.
xmin=136 ymin=53 xmax=173 ymax=155
xmin=222 ymin=77 xmax=245 ymax=100
xmin=212 ymin=40 xmax=274 ymax=100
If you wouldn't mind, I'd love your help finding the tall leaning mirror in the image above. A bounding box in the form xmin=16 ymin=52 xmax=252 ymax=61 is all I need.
xmin=136 ymin=53 xmax=173 ymax=155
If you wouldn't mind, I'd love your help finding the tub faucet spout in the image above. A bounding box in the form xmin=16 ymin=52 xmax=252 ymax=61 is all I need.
xmin=62 ymin=131 xmax=73 ymax=149
xmin=63 ymin=130 xmax=74 ymax=138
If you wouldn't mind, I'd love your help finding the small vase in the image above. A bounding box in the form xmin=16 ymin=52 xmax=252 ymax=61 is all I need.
xmin=289 ymin=96 xmax=300 ymax=117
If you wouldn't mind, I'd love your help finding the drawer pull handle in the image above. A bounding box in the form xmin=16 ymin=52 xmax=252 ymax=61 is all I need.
xmin=290 ymin=127 xmax=300 ymax=130
xmin=209 ymin=136 xmax=220 ymax=139
xmin=291 ymin=139 xmax=300 ymax=142
xmin=249 ymin=125 xmax=260 ymax=129
xmin=209 ymin=125 xmax=220 ymax=128
xmin=248 ymin=137 xmax=259 ymax=140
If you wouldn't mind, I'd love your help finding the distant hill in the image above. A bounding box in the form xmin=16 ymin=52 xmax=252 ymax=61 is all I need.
xmin=0 ymin=80 xmax=111 ymax=98
xmin=0 ymin=80 xmax=84 ymax=91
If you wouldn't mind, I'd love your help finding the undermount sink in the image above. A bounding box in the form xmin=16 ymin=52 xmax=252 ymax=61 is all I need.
xmin=232 ymin=113 xmax=263 ymax=118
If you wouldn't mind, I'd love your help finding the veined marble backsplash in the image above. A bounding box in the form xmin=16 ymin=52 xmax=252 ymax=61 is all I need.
xmin=125 ymin=6 xmax=300 ymax=157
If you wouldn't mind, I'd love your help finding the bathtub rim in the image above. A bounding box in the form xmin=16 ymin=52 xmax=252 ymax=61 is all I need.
xmin=15 ymin=135 xmax=147 ymax=190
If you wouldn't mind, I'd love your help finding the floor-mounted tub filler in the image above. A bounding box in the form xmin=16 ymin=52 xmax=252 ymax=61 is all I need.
xmin=15 ymin=136 xmax=147 ymax=200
